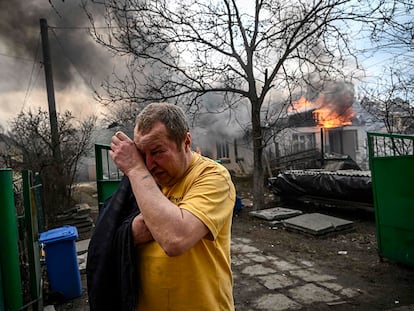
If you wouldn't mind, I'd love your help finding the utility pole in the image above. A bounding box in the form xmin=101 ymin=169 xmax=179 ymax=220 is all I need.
xmin=40 ymin=18 xmax=62 ymax=162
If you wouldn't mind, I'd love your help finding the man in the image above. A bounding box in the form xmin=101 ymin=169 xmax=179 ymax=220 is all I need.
xmin=110 ymin=102 xmax=236 ymax=310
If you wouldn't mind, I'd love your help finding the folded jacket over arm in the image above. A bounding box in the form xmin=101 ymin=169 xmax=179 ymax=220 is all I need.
xmin=87 ymin=176 xmax=140 ymax=311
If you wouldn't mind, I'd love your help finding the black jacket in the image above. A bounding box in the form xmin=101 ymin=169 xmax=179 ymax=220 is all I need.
xmin=87 ymin=176 xmax=139 ymax=311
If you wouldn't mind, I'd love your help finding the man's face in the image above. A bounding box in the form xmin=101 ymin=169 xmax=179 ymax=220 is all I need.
xmin=134 ymin=122 xmax=190 ymax=187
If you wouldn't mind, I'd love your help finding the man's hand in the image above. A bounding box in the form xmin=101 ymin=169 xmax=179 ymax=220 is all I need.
xmin=109 ymin=131 xmax=145 ymax=175
xmin=131 ymin=214 xmax=153 ymax=245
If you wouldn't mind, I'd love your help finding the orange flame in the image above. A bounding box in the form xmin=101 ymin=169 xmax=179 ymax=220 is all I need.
xmin=288 ymin=96 xmax=314 ymax=113
xmin=312 ymin=107 xmax=354 ymax=128
xmin=290 ymin=96 xmax=355 ymax=129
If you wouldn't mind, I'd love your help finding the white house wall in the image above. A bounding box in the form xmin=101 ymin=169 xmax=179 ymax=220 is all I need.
xmin=197 ymin=139 xmax=254 ymax=176
xmin=273 ymin=125 xmax=369 ymax=170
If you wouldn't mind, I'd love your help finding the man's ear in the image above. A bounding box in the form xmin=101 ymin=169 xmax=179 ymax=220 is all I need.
xmin=184 ymin=132 xmax=192 ymax=151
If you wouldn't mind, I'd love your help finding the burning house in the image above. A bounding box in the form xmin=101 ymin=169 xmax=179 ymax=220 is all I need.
xmin=193 ymin=83 xmax=370 ymax=179
xmin=271 ymin=85 xmax=369 ymax=171
xmin=267 ymin=85 xmax=374 ymax=207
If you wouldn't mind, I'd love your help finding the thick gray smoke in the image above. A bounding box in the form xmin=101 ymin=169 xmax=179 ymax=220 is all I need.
xmin=317 ymin=81 xmax=354 ymax=109
xmin=0 ymin=0 xmax=110 ymax=91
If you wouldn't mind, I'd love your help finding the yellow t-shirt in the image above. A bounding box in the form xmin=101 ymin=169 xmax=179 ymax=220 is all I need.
xmin=137 ymin=152 xmax=236 ymax=311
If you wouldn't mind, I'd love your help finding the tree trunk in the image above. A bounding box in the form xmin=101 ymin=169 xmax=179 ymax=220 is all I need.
xmin=251 ymin=102 xmax=265 ymax=210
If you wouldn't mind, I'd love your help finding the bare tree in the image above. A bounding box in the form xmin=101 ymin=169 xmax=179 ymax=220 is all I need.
xmin=84 ymin=0 xmax=395 ymax=209
xmin=0 ymin=108 xmax=97 ymax=227
xmin=361 ymin=86 xmax=414 ymax=134
xmin=360 ymin=1 xmax=414 ymax=134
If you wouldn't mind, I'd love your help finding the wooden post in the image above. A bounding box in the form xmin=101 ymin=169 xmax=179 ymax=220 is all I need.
xmin=40 ymin=18 xmax=61 ymax=162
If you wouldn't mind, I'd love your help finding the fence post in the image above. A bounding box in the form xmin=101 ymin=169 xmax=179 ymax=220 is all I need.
xmin=22 ymin=170 xmax=42 ymax=311
xmin=0 ymin=168 xmax=23 ymax=310
xmin=34 ymin=173 xmax=45 ymax=233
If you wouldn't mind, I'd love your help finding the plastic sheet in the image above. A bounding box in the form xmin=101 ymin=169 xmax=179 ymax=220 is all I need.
xmin=268 ymin=169 xmax=373 ymax=203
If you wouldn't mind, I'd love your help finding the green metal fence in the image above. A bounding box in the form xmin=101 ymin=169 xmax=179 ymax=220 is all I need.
xmin=0 ymin=169 xmax=22 ymax=310
xmin=0 ymin=169 xmax=43 ymax=311
xmin=368 ymin=132 xmax=414 ymax=266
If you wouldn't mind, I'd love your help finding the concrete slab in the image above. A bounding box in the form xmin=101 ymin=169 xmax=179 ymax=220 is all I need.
xmin=255 ymin=293 xmax=302 ymax=311
xmin=242 ymin=264 xmax=277 ymax=276
xmin=232 ymin=254 xmax=252 ymax=266
xmin=288 ymin=283 xmax=340 ymax=304
xmin=282 ymin=213 xmax=353 ymax=235
xmin=245 ymin=253 xmax=268 ymax=263
xmin=267 ymin=258 xmax=301 ymax=271
xmin=231 ymin=242 xmax=261 ymax=254
xmin=258 ymin=273 xmax=298 ymax=290
xmin=289 ymin=268 xmax=336 ymax=282
xmin=319 ymin=282 xmax=344 ymax=292
xmin=249 ymin=207 xmax=302 ymax=221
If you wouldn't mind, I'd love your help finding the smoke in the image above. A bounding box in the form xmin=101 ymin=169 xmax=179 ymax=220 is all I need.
xmin=291 ymin=80 xmax=355 ymax=118
xmin=0 ymin=0 xmax=112 ymax=91
xmin=192 ymin=92 xmax=249 ymax=134
xmin=188 ymin=92 xmax=251 ymax=156
xmin=316 ymin=81 xmax=354 ymax=110
xmin=0 ymin=1 xmax=42 ymax=57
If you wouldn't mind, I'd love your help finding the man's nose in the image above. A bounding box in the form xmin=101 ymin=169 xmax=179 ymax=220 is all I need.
xmin=145 ymin=155 xmax=155 ymax=171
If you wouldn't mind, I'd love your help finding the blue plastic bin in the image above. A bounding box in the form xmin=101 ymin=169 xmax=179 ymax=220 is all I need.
xmin=39 ymin=225 xmax=82 ymax=300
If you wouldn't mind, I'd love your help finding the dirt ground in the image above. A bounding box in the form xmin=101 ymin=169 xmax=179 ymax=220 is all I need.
xmin=52 ymin=179 xmax=414 ymax=310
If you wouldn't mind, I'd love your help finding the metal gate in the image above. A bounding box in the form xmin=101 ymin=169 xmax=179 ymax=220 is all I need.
xmin=95 ymin=144 xmax=123 ymax=210
xmin=368 ymin=132 xmax=414 ymax=265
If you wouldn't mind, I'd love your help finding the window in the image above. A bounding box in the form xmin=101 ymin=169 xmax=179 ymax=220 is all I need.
xmin=292 ymin=133 xmax=316 ymax=153
xmin=216 ymin=142 xmax=230 ymax=158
